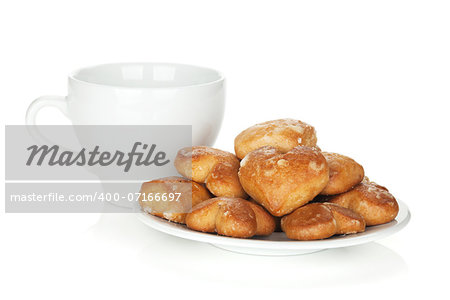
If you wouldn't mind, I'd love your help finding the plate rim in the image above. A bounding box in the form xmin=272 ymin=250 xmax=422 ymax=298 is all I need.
xmin=137 ymin=199 xmax=410 ymax=250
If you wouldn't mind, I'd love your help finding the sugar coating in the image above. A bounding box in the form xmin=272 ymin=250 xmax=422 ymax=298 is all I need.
xmin=277 ymin=159 xmax=289 ymax=167
xmin=163 ymin=212 xmax=174 ymax=219
xmin=308 ymin=160 xmax=325 ymax=172
xmin=367 ymin=185 xmax=393 ymax=200
xmin=240 ymin=155 xmax=250 ymax=167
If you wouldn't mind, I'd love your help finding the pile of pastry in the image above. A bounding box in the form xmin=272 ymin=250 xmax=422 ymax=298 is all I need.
xmin=139 ymin=119 xmax=399 ymax=240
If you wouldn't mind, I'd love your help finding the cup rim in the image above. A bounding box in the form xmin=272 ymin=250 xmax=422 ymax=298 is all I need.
xmin=68 ymin=62 xmax=225 ymax=89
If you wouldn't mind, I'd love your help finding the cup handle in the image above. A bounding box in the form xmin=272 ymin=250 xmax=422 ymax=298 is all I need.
xmin=25 ymin=95 xmax=69 ymax=125
xmin=25 ymin=95 xmax=74 ymax=151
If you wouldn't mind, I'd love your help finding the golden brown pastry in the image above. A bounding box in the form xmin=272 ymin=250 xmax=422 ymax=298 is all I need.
xmin=247 ymin=201 xmax=277 ymax=236
xmin=281 ymin=203 xmax=337 ymax=240
xmin=185 ymin=197 xmax=276 ymax=238
xmin=320 ymin=152 xmax=365 ymax=195
xmin=238 ymin=146 xmax=329 ymax=216
xmin=174 ymin=146 xmax=247 ymax=198
xmin=323 ymin=202 xmax=366 ymax=234
xmin=248 ymin=198 xmax=283 ymax=232
xmin=234 ymin=118 xmax=318 ymax=160
xmin=281 ymin=202 xmax=365 ymax=240
xmin=327 ymin=177 xmax=399 ymax=226
xmin=139 ymin=176 xmax=211 ymax=224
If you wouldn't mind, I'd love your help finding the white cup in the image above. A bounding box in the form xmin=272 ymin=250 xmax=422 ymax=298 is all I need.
xmin=26 ymin=62 xmax=225 ymax=146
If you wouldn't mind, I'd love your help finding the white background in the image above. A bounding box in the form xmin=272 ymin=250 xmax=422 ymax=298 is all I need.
xmin=1 ymin=0 xmax=449 ymax=299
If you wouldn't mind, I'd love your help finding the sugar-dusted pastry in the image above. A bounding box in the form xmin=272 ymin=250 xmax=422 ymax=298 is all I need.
xmin=327 ymin=177 xmax=399 ymax=226
xmin=174 ymin=146 xmax=247 ymax=198
xmin=320 ymin=152 xmax=365 ymax=195
xmin=234 ymin=118 xmax=318 ymax=160
xmin=281 ymin=202 xmax=365 ymax=240
xmin=139 ymin=176 xmax=211 ymax=224
xmin=238 ymin=146 xmax=329 ymax=216
xmin=185 ymin=197 xmax=276 ymax=238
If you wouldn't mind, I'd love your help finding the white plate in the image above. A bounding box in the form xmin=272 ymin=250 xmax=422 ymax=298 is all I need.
xmin=137 ymin=200 xmax=410 ymax=256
